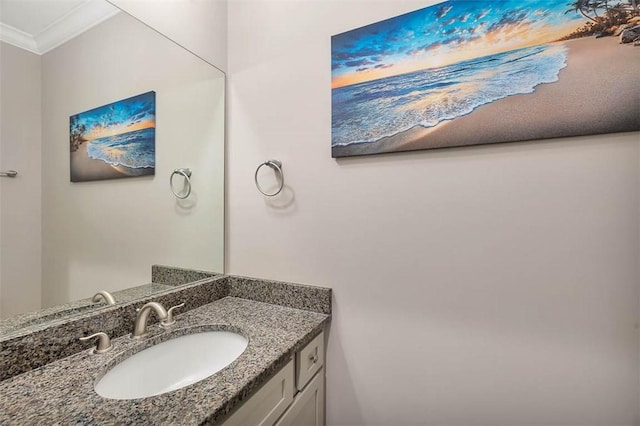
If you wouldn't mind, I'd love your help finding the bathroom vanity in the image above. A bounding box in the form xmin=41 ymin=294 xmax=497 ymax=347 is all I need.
xmin=0 ymin=272 xmax=331 ymax=425
xmin=223 ymin=330 xmax=325 ymax=426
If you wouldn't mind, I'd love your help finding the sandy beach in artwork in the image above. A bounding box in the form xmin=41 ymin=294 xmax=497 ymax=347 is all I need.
xmin=70 ymin=142 xmax=153 ymax=182
xmin=333 ymin=36 xmax=639 ymax=157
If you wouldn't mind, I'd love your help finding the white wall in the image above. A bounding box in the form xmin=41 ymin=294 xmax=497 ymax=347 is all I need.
xmin=0 ymin=42 xmax=42 ymax=318
xmin=110 ymin=0 xmax=228 ymax=72
xmin=41 ymin=13 xmax=225 ymax=306
xmin=226 ymin=1 xmax=640 ymax=425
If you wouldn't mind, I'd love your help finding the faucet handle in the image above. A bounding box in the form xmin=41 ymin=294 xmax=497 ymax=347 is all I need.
xmin=79 ymin=332 xmax=112 ymax=354
xmin=161 ymin=302 xmax=185 ymax=327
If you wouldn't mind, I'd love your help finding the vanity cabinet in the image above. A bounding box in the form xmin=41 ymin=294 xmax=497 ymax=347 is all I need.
xmin=222 ymin=330 xmax=325 ymax=426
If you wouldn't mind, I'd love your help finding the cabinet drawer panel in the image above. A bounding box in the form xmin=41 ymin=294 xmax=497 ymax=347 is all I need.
xmin=223 ymin=359 xmax=295 ymax=426
xmin=296 ymin=331 xmax=324 ymax=391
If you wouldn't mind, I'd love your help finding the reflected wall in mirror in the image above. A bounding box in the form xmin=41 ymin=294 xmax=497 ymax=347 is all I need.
xmin=0 ymin=0 xmax=225 ymax=325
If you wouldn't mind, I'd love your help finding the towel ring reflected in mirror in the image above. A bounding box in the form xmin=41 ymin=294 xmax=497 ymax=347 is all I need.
xmin=255 ymin=160 xmax=284 ymax=197
xmin=170 ymin=168 xmax=192 ymax=199
xmin=0 ymin=170 xmax=18 ymax=178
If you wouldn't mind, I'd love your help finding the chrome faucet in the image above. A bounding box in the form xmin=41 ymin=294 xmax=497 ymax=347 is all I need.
xmin=131 ymin=302 xmax=168 ymax=339
xmin=92 ymin=290 xmax=116 ymax=306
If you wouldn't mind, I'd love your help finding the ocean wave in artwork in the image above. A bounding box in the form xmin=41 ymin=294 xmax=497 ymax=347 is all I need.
xmin=331 ymin=43 xmax=568 ymax=147
xmin=86 ymin=127 xmax=155 ymax=169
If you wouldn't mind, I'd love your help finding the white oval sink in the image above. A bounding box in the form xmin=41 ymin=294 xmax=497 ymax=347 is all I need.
xmin=95 ymin=331 xmax=248 ymax=399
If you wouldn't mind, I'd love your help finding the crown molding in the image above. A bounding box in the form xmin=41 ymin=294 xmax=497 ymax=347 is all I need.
xmin=35 ymin=1 xmax=120 ymax=54
xmin=0 ymin=23 xmax=39 ymax=54
xmin=0 ymin=1 xmax=120 ymax=55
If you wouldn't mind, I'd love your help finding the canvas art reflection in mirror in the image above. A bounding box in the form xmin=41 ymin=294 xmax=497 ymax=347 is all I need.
xmin=70 ymin=91 xmax=156 ymax=182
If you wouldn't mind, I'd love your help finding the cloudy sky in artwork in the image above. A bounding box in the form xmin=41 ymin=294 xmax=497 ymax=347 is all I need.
xmin=72 ymin=91 xmax=156 ymax=140
xmin=331 ymin=0 xmax=585 ymax=88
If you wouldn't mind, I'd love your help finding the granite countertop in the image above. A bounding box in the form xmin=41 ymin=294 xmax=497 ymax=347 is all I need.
xmin=0 ymin=296 xmax=329 ymax=425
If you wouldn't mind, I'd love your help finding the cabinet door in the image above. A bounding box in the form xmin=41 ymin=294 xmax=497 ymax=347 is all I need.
xmin=223 ymin=360 xmax=295 ymax=426
xmin=276 ymin=367 xmax=325 ymax=426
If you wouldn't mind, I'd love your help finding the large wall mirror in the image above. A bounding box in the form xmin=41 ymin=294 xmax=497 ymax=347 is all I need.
xmin=0 ymin=0 xmax=225 ymax=331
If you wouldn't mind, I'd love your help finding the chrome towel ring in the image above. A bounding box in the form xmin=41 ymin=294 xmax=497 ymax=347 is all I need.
xmin=255 ymin=160 xmax=284 ymax=197
xmin=0 ymin=170 xmax=17 ymax=178
xmin=170 ymin=168 xmax=192 ymax=199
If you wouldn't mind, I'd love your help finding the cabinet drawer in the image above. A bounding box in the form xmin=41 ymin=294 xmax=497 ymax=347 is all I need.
xmin=223 ymin=359 xmax=295 ymax=426
xmin=296 ymin=331 xmax=324 ymax=391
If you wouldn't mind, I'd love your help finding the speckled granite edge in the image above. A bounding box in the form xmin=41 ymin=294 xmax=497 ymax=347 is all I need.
xmin=152 ymin=264 xmax=220 ymax=286
xmin=0 ymin=276 xmax=229 ymax=381
xmin=0 ymin=300 xmax=102 ymax=336
xmin=228 ymin=275 xmax=332 ymax=315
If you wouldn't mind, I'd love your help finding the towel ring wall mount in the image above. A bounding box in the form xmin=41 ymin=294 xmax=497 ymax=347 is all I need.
xmin=170 ymin=168 xmax=192 ymax=199
xmin=255 ymin=160 xmax=284 ymax=197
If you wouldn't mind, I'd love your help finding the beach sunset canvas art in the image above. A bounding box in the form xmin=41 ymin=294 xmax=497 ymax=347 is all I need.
xmin=70 ymin=91 xmax=156 ymax=182
xmin=331 ymin=0 xmax=640 ymax=157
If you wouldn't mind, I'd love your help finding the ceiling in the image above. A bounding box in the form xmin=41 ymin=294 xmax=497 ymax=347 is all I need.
xmin=0 ymin=0 xmax=119 ymax=55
